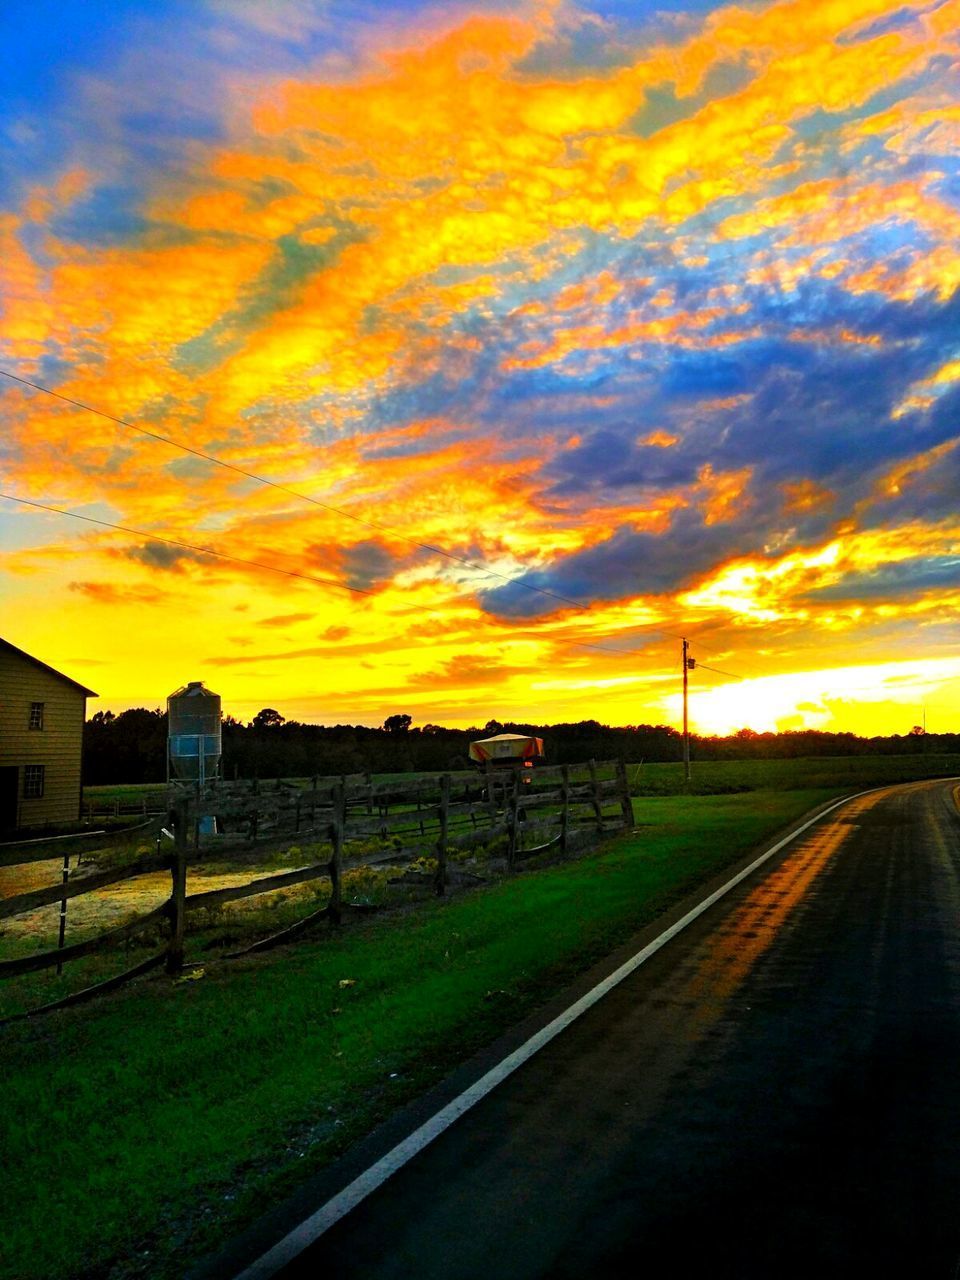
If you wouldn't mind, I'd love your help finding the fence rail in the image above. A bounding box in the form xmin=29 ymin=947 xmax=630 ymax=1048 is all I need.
xmin=0 ymin=816 xmax=163 ymax=868
xmin=82 ymin=796 xmax=167 ymax=821
xmin=0 ymin=761 xmax=633 ymax=1022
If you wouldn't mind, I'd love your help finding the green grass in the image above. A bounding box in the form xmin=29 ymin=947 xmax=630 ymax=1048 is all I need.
xmin=1 ymin=787 xmax=839 ymax=1280
xmin=628 ymin=753 xmax=960 ymax=794
xmin=83 ymin=782 xmax=169 ymax=800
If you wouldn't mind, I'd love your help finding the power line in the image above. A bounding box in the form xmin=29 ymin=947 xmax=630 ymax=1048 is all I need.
xmin=522 ymin=633 xmax=650 ymax=658
xmin=0 ymin=366 xmax=737 ymax=657
xmin=3 ymin=483 xmax=742 ymax=680
xmin=0 ymin=491 xmax=687 ymax=658
xmin=675 ymin=630 xmax=736 ymax=660
xmin=4 ymin=490 xmax=751 ymax=726
xmin=695 ymin=660 xmax=742 ymax=680
xmin=0 ymin=493 xmax=375 ymax=596
xmin=0 ymin=368 xmax=587 ymax=612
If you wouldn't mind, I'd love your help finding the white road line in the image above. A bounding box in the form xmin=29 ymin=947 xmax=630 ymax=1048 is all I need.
xmin=231 ymin=786 xmax=882 ymax=1280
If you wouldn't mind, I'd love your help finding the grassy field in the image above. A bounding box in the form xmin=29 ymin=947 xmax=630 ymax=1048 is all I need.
xmin=629 ymin=753 xmax=960 ymax=794
xmin=2 ymin=758 xmax=956 ymax=1279
xmin=80 ymin=782 xmax=168 ymax=817
xmin=80 ymin=752 xmax=960 ymax=807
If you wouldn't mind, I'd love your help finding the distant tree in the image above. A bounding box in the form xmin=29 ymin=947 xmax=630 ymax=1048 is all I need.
xmin=483 ymin=719 xmax=504 ymax=734
xmin=383 ymin=713 xmax=413 ymax=734
xmin=251 ymin=708 xmax=285 ymax=729
xmin=83 ymin=706 xmax=166 ymax=783
xmin=909 ymin=725 xmax=926 ymax=736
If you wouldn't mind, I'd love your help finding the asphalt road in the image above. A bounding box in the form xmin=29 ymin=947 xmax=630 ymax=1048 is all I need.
xmin=249 ymin=779 xmax=960 ymax=1279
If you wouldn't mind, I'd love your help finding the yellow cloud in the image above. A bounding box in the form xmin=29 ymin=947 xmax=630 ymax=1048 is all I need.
xmin=681 ymin=520 xmax=960 ymax=627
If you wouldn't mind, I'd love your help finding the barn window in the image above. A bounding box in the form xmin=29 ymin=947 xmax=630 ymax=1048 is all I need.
xmin=23 ymin=765 xmax=45 ymax=799
xmin=29 ymin=702 xmax=45 ymax=730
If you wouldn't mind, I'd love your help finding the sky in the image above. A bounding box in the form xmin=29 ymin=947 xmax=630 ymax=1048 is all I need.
xmin=1 ymin=0 xmax=959 ymax=736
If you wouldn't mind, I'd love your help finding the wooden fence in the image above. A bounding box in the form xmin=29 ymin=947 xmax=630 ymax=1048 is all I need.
xmin=0 ymin=762 xmax=633 ymax=1022
xmin=81 ymin=796 xmax=164 ymax=821
xmin=183 ymin=759 xmax=633 ymax=867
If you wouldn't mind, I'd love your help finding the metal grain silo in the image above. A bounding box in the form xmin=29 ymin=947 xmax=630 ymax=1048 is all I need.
xmin=167 ymin=681 xmax=221 ymax=784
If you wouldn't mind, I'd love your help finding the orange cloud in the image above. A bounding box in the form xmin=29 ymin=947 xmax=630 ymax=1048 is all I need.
xmin=502 ymin=304 xmax=747 ymax=371
xmin=697 ymin=465 xmax=753 ymax=526
xmin=641 ymin=430 xmax=679 ymax=448
xmin=68 ymin=580 xmax=171 ymax=606
xmin=780 ymin=479 xmax=835 ymax=516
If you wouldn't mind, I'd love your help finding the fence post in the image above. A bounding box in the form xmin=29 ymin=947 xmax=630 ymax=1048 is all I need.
xmin=483 ymin=761 xmax=497 ymax=823
xmin=587 ymin=759 xmax=604 ymax=833
xmin=560 ymin=764 xmax=570 ymax=856
xmin=506 ymin=779 xmax=519 ymax=870
xmin=328 ymin=783 xmax=343 ymax=926
xmin=615 ymin=759 xmax=635 ymax=830
xmin=166 ymin=796 xmax=189 ymax=975
xmin=435 ymin=774 xmax=450 ymax=896
xmin=56 ymin=851 xmax=70 ymax=976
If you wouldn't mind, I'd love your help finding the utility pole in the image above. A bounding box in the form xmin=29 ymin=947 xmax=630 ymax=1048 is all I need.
xmin=682 ymin=638 xmax=695 ymax=783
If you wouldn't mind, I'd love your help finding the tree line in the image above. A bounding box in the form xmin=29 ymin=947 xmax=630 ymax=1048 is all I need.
xmin=81 ymin=707 xmax=960 ymax=785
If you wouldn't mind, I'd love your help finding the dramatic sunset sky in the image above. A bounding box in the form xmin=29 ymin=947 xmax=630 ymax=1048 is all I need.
xmin=2 ymin=0 xmax=959 ymax=734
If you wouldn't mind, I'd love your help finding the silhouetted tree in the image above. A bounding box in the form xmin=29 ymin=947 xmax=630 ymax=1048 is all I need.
xmin=383 ymin=714 xmax=413 ymax=733
xmin=251 ymin=708 xmax=285 ymax=729
xmin=83 ymin=707 xmax=960 ymax=785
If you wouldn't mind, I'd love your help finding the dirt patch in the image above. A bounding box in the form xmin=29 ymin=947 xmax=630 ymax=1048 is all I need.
xmin=0 ymin=858 xmax=322 ymax=949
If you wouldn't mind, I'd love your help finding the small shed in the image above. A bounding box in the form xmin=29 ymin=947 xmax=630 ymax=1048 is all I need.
xmin=468 ymin=733 xmax=545 ymax=769
xmin=0 ymin=638 xmax=97 ymax=833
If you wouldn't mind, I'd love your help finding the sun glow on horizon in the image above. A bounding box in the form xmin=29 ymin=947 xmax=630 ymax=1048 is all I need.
xmin=661 ymin=657 xmax=960 ymax=738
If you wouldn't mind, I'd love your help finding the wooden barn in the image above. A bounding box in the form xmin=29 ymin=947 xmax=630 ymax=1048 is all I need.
xmin=0 ymin=638 xmax=97 ymax=834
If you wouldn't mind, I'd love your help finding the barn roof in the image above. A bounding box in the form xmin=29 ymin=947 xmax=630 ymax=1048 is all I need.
xmin=0 ymin=638 xmax=98 ymax=698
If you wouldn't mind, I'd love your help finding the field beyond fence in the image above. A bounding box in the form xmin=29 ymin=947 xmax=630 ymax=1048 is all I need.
xmin=626 ymin=752 xmax=960 ymax=794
